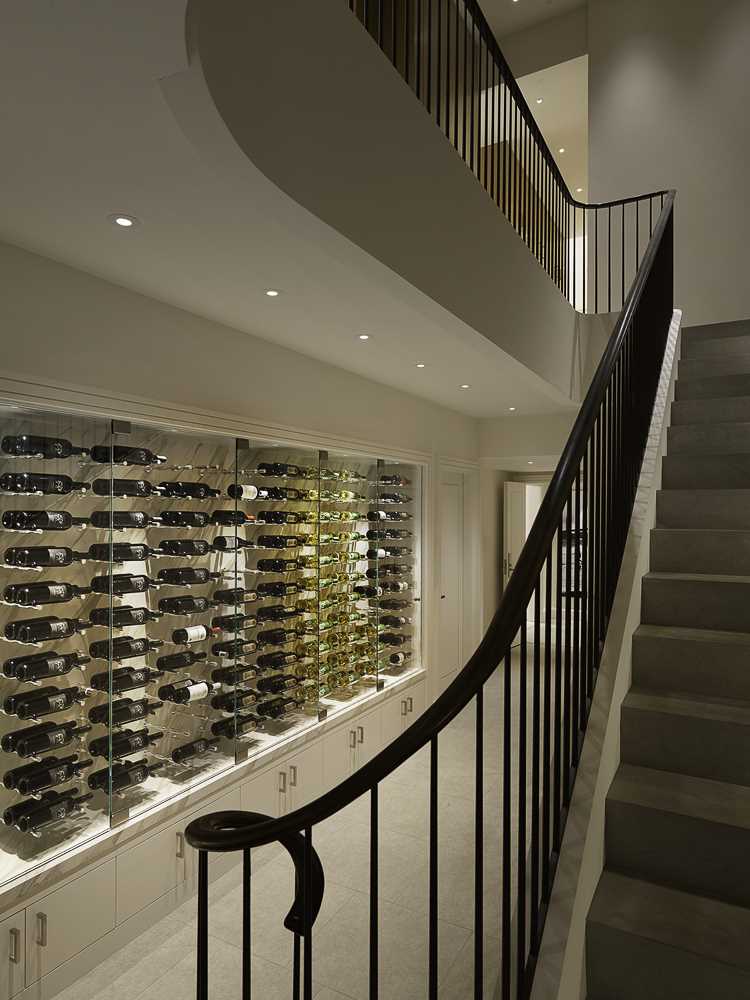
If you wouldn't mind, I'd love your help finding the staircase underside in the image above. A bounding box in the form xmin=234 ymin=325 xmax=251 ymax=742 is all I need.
xmin=587 ymin=317 xmax=750 ymax=999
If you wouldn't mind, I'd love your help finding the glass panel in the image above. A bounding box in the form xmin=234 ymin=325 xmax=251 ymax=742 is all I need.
xmin=103 ymin=421 xmax=237 ymax=824
xmin=375 ymin=459 xmax=423 ymax=687
xmin=0 ymin=404 xmax=111 ymax=886
xmin=233 ymin=441 xmax=321 ymax=761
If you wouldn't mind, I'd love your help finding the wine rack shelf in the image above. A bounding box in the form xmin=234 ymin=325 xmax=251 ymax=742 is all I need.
xmin=0 ymin=404 xmax=423 ymax=887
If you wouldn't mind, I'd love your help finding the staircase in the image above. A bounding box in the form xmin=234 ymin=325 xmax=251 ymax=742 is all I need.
xmin=587 ymin=318 xmax=750 ymax=999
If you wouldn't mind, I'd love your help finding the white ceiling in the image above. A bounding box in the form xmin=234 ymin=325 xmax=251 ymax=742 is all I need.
xmin=0 ymin=1 xmax=577 ymax=420
xmin=482 ymin=0 xmax=587 ymax=38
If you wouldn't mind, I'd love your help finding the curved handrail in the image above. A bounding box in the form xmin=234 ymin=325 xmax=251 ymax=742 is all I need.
xmin=186 ymin=189 xmax=676 ymax=855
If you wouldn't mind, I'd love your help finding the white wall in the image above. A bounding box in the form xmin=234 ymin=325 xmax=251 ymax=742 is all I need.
xmin=589 ymin=0 xmax=750 ymax=326
xmin=498 ymin=6 xmax=588 ymax=78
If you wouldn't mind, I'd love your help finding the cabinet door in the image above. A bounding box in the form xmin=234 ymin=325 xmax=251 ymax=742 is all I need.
xmin=116 ymin=822 xmax=187 ymax=923
xmin=322 ymin=723 xmax=357 ymax=792
xmin=287 ymin=740 xmax=323 ymax=812
xmin=0 ymin=911 xmax=24 ymax=998
xmin=26 ymin=861 xmax=116 ymax=984
xmin=354 ymin=706 xmax=383 ymax=768
xmin=241 ymin=765 xmax=284 ymax=819
xmin=381 ymin=693 xmax=409 ymax=746
xmin=404 ymin=679 xmax=426 ymax=722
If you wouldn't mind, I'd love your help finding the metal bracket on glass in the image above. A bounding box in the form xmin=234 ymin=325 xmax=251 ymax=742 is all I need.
xmin=235 ymin=745 xmax=250 ymax=762
xmin=317 ymin=706 xmax=328 ymax=722
xmin=111 ymin=806 xmax=131 ymax=828
xmin=111 ymin=420 xmax=131 ymax=435
xmin=376 ymin=678 xmax=385 ymax=691
xmin=235 ymin=438 xmax=250 ymax=450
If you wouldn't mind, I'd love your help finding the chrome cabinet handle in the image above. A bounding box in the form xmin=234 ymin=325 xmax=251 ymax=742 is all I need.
xmin=175 ymin=832 xmax=185 ymax=860
xmin=279 ymin=770 xmax=287 ymax=793
xmin=289 ymin=765 xmax=298 ymax=788
xmin=9 ymin=927 xmax=20 ymax=963
xmin=349 ymin=729 xmax=357 ymax=749
xmin=357 ymin=726 xmax=364 ymax=744
xmin=401 ymin=699 xmax=408 ymax=717
xmin=36 ymin=912 xmax=47 ymax=947
xmin=407 ymin=697 xmax=413 ymax=712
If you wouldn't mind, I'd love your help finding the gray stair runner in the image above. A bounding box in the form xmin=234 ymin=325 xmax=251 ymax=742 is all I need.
xmin=586 ymin=319 xmax=750 ymax=998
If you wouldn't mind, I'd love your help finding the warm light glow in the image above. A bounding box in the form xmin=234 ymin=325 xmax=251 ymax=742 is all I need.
xmin=109 ymin=213 xmax=138 ymax=228
xmin=536 ymin=98 xmax=543 ymax=104
xmin=509 ymin=406 xmax=516 ymax=411
xmin=527 ymin=460 xmax=534 ymax=465
xmin=558 ymin=147 xmax=566 ymax=154
xmin=358 ymin=334 xmax=370 ymax=340
xmin=576 ymin=187 xmax=584 ymax=193
xmin=416 ymin=363 xmax=426 ymax=368
xmin=459 ymin=384 xmax=471 ymax=390
xmin=265 ymin=289 xmax=280 ymax=297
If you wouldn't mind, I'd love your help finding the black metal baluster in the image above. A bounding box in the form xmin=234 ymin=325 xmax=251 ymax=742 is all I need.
xmin=588 ymin=422 xmax=598 ymax=697
xmin=392 ymin=0 xmax=397 ymax=65
xmin=469 ymin=11 xmax=476 ymax=176
xmin=517 ymin=620 xmax=528 ymax=997
xmin=462 ymin=4 xmax=468 ymax=160
xmin=571 ymin=468 xmax=581 ymax=765
xmin=378 ymin=0 xmax=384 ymax=49
xmin=491 ymin=57 xmax=497 ymax=203
xmin=594 ymin=207 xmax=599 ymax=313
xmin=435 ymin=0 xmax=442 ymax=129
xmin=429 ymin=735 xmax=439 ymax=1000
xmin=530 ymin=581 xmax=541 ymax=953
xmin=304 ymin=826 xmax=313 ymax=1000
xmin=502 ymin=78 xmax=508 ymax=214
xmin=608 ymin=205 xmax=612 ymax=312
xmin=483 ymin=44 xmax=489 ymax=192
xmin=542 ymin=551 xmax=552 ymax=898
xmin=553 ymin=518 xmax=563 ymax=850
xmin=424 ymin=0 xmax=430 ymax=110
xmin=405 ymin=0 xmax=411 ymax=85
xmin=197 ymin=850 xmax=208 ymax=1000
xmin=243 ymin=849 xmax=252 ymax=1000
xmin=416 ymin=0 xmax=422 ymax=100
xmin=293 ymin=935 xmax=301 ymax=1000
xmin=621 ymin=202 xmax=625 ymax=310
xmin=580 ymin=448 xmax=589 ymax=730
xmin=370 ymin=785 xmax=379 ymax=999
xmin=635 ymin=200 xmax=640 ymax=282
xmin=475 ymin=687 xmax=484 ymax=999
xmin=563 ymin=495 xmax=573 ymax=806
xmin=649 ymin=195 xmax=653 ymax=238
xmin=501 ymin=647 xmax=512 ymax=1000
xmin=453 ymin=0 xmax=459 ymax=149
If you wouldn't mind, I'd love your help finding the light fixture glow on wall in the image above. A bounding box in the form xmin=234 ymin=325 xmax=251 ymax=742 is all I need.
xmin=416 ymin=362 xmax=426 ymax=368
xmin=558 ymin=147 xmax=566 ymax=154
xmin=509 ymin=406 xmax=516 ymax=411
xmin=265 ymin=289 xmax=280 ymax=297
xmin=109 ymin=213 xmax=138 ymax=228
xmin=459 ymin=384 xmax=471 ymax=390
xmin=576 ymin=187 xmax=584 ymax=193
xmin=536 ymin=98 xmax=543 ymax=104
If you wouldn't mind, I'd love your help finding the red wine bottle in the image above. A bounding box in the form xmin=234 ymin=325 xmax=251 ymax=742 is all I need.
xmin=256 ymin=604 xmax=300 ymax=622
xmin=210 ymin=688 xmax=258 ymax=712
xmin=93 ymin=478 xmax=159 ymax=498
xmin=3 ymin=686 xmax=59 ymax=716
xmin=159 ymin=510 xmax=211 ymax=528
xmin=3 ymin=789 xmax=76 ymax=827
xmin=227 ymin=483 xmax=260 ymax=501
xmin=157 ymin=567 xmax=219 ymax=586
xmin=89 ymin=727 xmax=163 ymax=760
xmin=84 ymin=542 xmax=156 ymax=563
xmin=88 ymin=697 xmax=162 ymax=726
xmin=256 ymin=557 xmax=300 ymax=573
xmin=211 ymin=713 xmax=259 ymax=738
xmin=89 ymin=605 xmax=162 ymax=628
xmin=211 ymin=664 xmax=257 ymax=685
xmin=171 ymin=624 xmax=211 ymax=645
xmin=256 ymin=696 xmax=301 ymax=719
xmin=2 ymin=510 xmax=88 ymax=532
xmin=11 ymin=686 xmax=84 ymax=721
xmin=89 ymin=445 xmax=166 ymax=466
xmin=3 ymin=721 xmax=91 ymax=758
xmin=158 ymin=679 xmax=218 ymax=704
xmin=256 ymin=650 xmax=298 ymax=670
xmin=380 ymin=615 xmax=412 ymax=628
xmin=378 ymin=492 xmax=412 ymax=504
xmin=3 ymin=650 xmax=90 ymax=682
xmin=387 ymin=651 xmax=413 ymax=667
xmin=366 ymin=510 xmax=411 ymax=522
xmin=156 ymin=649 xmax=208 ymax=672
xmin=257 ymin=581 xmax=299 ymax=598
xmin=170 ymin=737 xmax=220 ymax=764
xmin=4 ymin=580 xmax=91 ymax=606
xmin=89 ymin=573 xmax=157 ymax=596
xmin=1 ymin=434 xmax=87 ymax=459
xmin=256 ymin=673 xmax=301 ymax=694
xmin=354 ymin=585 xmax=382 ymax=599
xmin=213 ymin=587 xmax=257 ymax=605
xmin=6 ymin=615 xmax=91 ymax=643
xmin=212 ymin=638 xmax=257 ymax=658
xmin=211 ymin=535 xmax=253 ymax=552
xmin=380 ymin=581 xmax=410 ymax=593
xmin=89 ymin=510 xmax=156 ymax=530
xmin=1 ymin=473 xmax=88 ymax=496
xmin=379 ymin=632 xmax=410 ymax=647
xmin=257 ymin=534 xmax=308 ymax=549
xmin=158 ymin=538 xmax=211 ymax=557
xmin=16 ymin=755 xmax=92 ymax=796
xmin=88 ymin=758 xmax=163 ymax=792
xmin=211 ymin=510 xmax=250 ymax=527
xmin=256 ymin=627 xmax=299 ymax=647
xmin=210 ymin=612 xmax=256 ymax=633
xmin=158 ymin=594 xmax=214 ymax=616
xmin=89 ymin=635 xmax=164 ymax=662
xmin=159 ymin=481 xmax=220 ymax=500
xmin=91 ymin=666 xmax=164 ymax=694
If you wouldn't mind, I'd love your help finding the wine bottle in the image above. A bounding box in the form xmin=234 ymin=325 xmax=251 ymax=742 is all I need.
xmin=378 ymin=492 xmax=412 ymax=504
xmin=353 ymin=585 xmax=382 ymax=599
xmin=211 ymin=638 xmax=257 ymax=658
xmin=256 ymin=696 xmax=301 ymax=720
xmin=1 ymin=473 xmax=88 ymax=496
xmin=89 ymin=510 xmax=156 ymax=530
xmin=379 ymin=474 xmax=411 ymax=487
xmin=227 ymin=483 xmax=259 ymax=501
xmin=91 ymin=666 xmax=164 ymax=694
xmin=258 ymin=510 xmax=316 ymax=525
xmin=380 ymin=615 xmax=412 ymax=628
xmin=210 ymin=688 xmax=258 ymax=712
xmin=211 ymin=535 xmax=253 ymax=552
xmin=11 ymin=790 xmax=93 ymax=834
xmin=256 ymin=462 xmax=303 ymax=478
xmin=4 ymin=649 xmax=90 ymax=682
xmin=380 ymin=581 xmax=410 ymax=593
xmin=3 ymin=789 xmax=75 ymax=827
xmin=11 ymin=686 xmax=84 ymax=721
xmin=89 ymin=572 xmax=158 ymax=596
xmin=213 ymin=587 xmax=257 ymax=605
xmin=256 ymin=534 xmax=310 ymax=549
xmin=210 ymin=612 xmax=256 ymax=633
xmin=380 ymin=599 xmax=411 ymax=611
xmin=2 ymin=510 xmax=88 ymax=532
xmin=256 ymin=650 xmax=298 ymax=670
xmin=211 ymin=664 xmax=257 ymax=685
xmin=6 ymin=615 xmax=91 ymax=643
xmin=5 ymin=721 xmax=92 ymax=758
xmin=159 ymin=481 xmax=220 ymax=500
xmin=89 ymin=605 xmax=162 ymax=628
xmin=84 ymin=542 xmax=155 ymax=563
xmin=158 ymin=538 xmax=211 ymax=557
xmin=89 ymin=445 xmax=167 ymax=466
xmin=256 ymin=627 xmax=299 ymax=647
xmin=256 ymin=557 xmax=300 ymax=572
xmin=93 ymin=478 xmax=159 ymax=498
xmin=4 ymin=754 xmax=79 ymax=791
xmin=256 ymin=604 xmax=300 ymax=622
xmin=156 ymin=649 xmax=208 ymax=672
xmin=210 ymin=713 xmax=259 ymax=738
xmin=256 ymin=673 xmax=301 ymax=694
xmin=170 ymin=737 xmax=221 ymax=764
xmin=15 ymin=755 xmax=92 ymax=796
xmin=172 ymin=624 xmax=211 ymax=645
xmin=257 ymin=581 xmax=298 ymax=598
xmin=211 ymin=510 xmax=249 ymax=527
xmin=366 ymin=528 xmax=411 ymax=541
xmin=379 ymin=632 xmax=410 ymax=646
xmin=382 ymin=564 xmax=410 ymax=576
xmin=159 ymin=510 xmax=211 ymax=529
xmin=366 ymin=510 xmax=411 ymax=522
xmin=4 ymin=580 xmax=91 ymax=606
xmin=88 ymin=697 xmax=163 ymax=726
xmin=158 ymin=594 xmax=214 ymax=616
xmin=157 ymin=567 xmax=219 ymax=587
xmin=89 ymin=636 xmax=164 ymax=662
xmin=387 ymin=651 xmax=413 ymax=667
xmin=88 ymin=758 xmax=163 ymax=792
xmin=1 ymin=434 xmax=87 ymax=459
xmin=3 ymin=685 xmax=58 ymax=715
xmin=157 ymin=679 xmax=219 ymax=705
xmin=4 ymin=546 xmax=84 ymax=568
xmin=89 ymin=727 xmax=163 ymax=760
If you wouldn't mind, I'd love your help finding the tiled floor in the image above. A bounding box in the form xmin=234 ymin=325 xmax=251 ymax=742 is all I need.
xmin=54 ymin=652 xmax=544 ymax=1000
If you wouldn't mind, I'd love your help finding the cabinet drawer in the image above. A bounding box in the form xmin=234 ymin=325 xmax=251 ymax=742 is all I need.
xmin=26 ymin=861 xmax=115 ymax=984
xmin=0 ymin=911 xmax=24 ymax=998
xmin=116 ymin=823 xmax=187 ymax=923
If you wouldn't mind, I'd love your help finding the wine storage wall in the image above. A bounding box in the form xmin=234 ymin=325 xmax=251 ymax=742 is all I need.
xmin=0 ymin=404 xmax=422 ymax=887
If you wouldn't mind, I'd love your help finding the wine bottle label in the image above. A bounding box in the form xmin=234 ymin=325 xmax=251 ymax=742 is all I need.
xmin=186 ymin=682 xmax=209 ymax=702
xmin=182 ymin=626 xmax=207 ymax=643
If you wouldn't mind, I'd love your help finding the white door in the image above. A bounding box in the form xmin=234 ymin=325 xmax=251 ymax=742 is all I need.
xmin=503 ymin=482 xmax=527 ymax=588
xmin=438 ymin=474 xmax=464 ymax=686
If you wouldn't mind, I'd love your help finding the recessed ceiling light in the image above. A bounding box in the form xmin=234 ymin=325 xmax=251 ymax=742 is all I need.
xmin=416 ymin=362 xmax=426 ymax=368
xmin=527 ymin=460 xmax=534 ymax=465
xmin=459 ymin=384 xmax=471 ymax=390
xmin=509 ymin=406 xmax=516 ymax=411
xmin=109 ymin=213 xmax=138 ymax=228
xmin=536 ymin=98 xmax=543 ymax=104
xmin=265 ymin=289 xmax=280 ymax=297
xmin=358 ymin=334 xmax=370 ymax=341
xmin=576 ymin=187 xmax=584 ymax=193
xmin=558 ymin=147 xmax=566 ymax=154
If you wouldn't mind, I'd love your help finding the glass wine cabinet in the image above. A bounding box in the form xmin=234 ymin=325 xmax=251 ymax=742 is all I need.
xmin=0 ymin=403 xmax=423 ymax=887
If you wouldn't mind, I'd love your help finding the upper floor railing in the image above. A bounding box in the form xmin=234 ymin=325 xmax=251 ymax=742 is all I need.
xmin=348 ymin=0 xmax=668 ymax=315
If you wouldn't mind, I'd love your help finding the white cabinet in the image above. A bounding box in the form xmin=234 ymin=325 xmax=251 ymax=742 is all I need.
xmin=26 ymin=861 xmax=115 ymax=984
xmin=322 ymin=705 xmax=383 ymax=792
xmin=382 ymin=680 xmax=427 ymax=746
xmin=280 ymin=741 xmax=323 ymax=814
xmin=116 ymin=820 xmax=188 ymax=923
xmin=0 ymin=911 xmax=24 ymax=998
xmin=241 ymin=764 xmax=284 ymax=818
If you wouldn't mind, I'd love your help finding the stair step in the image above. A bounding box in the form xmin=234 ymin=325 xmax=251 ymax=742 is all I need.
xmin=682 ymin=333 xmax=750 ymax=359
xmin=668 ymin=421 xmax=750 ymax=455
xmin=621 ymin=688 xmax=750 ymax=786
xmin=678 ymin=356 xmax=750 ymax=379
xmin=587 ymin=871 xmax=750 ymax=1000
xmin=633 ymin=624 xmax=750 ymax=700
xmin=661 ymin=453 xmax=750 ymax=489
xmin=656 ymin=488 xmax=750 ymax=528
xmin=672 ymin=395 xmax=750 ymax=425
xmin=606 ymin=763 xmax=750 ymax=908
xmin=682 ymin=319 xmax=750 ymax=344
xmin=642 ymin=571 xmax=750 ymax=631
xmin=675 ymin=372 xmax=750 ymax=400
xmin=650 ymin=528 xmax=750 ymax=575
